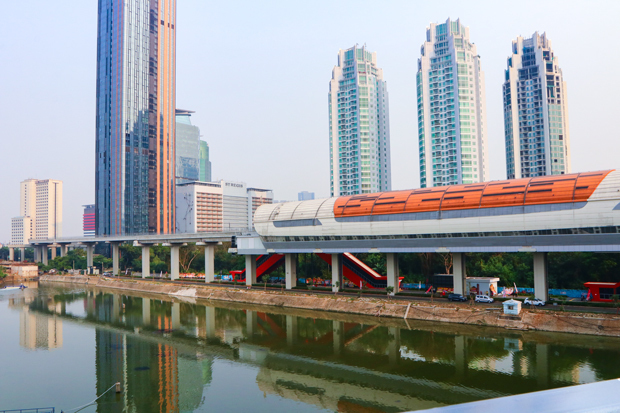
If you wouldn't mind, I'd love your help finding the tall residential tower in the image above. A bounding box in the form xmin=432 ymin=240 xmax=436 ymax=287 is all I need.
xmin=503 ymin=32 xmax=571 ymax=179
xmin=11 ymin=179 xmax=62 ymax=244
xmin=329 ymin=45 xmax=391 ymax=196
xmin=416 ymin=18 xmax=488 ymax=187
xmin=95 ymin=0 xmax=176 ymax=235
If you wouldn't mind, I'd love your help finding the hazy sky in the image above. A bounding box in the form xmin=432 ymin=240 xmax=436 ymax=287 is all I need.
xmin=1 ymin=0 xmax=619 ymax=240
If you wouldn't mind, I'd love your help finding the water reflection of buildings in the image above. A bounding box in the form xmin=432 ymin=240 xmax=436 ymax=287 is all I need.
xmin=86 ymin=292 xmax=210 ymax=412
xmin=20 ymin=307 xmax=63 ymax=350
xmin=23 ymin=288 xmax=620 ymax=412
xmin=9 ymin=294 xmax=63 ymax=350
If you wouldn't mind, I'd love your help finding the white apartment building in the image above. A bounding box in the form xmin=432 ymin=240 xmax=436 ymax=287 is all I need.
xmin=416 ymin=18 xmax=488 ymax=187
xmin=503 ymin=32 xmax=571 ymax=179
xmin=329 ymin=45 xmax=391 ymax=196
xmin=176 ymin=180 xmax=273 ymax=233
xmin=10 ymin=179 xmax=63 ymax=244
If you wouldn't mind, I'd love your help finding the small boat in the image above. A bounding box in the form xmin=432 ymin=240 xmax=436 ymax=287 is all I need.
xmin=0 ymin=286 xmax=22 ymax=293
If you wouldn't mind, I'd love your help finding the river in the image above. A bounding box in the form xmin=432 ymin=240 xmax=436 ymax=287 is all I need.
xmin=1 ymin=282 xmax=619 ymax=412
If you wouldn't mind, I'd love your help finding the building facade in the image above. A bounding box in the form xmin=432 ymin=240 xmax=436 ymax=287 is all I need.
xmin=176 ymin=180 xmax=273 ymax=233
xmin=503 ymin=32 xmax=571 ymax=179
xmin=416 ymin=18 xmax=488 ymax=187
xmin=10 ymin=179 xmax=62 ymax=244
xmin=83 ymin=204 xmax=95 ymax=237
xmin=329 ymin=45 xmax=391 ymax=197
xmin=199 ymin=140 xmax=212 ymax=182
xmin=95 ymin=0 xmax=177 ymax=235
xmin=298 ymin=191 xmax=315 ymax=201
xmin=175 ymin=109 xmax=200 ymax=183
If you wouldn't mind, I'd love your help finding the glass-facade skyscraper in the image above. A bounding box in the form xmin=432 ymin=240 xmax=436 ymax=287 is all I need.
xmin=329 ymin=45 xmax=391 ymax=197
xmin=175 ymin=109 xmax=200 ymax=183
xmin=416 ymin=18 xmax=488 ymax=187
xmin=95 ymin=0 xmax=176 ymax=235
xmin=199 ymin=141 xmax=212 ymax=182
xmin=503 ymin=32 xmax=571 ymax=179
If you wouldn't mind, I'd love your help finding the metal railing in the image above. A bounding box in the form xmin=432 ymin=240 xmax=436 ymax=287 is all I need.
xmin=0 ymin=408 xmax=55 ymax=413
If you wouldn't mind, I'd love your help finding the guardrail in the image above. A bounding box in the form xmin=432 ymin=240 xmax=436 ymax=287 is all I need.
xmin=0 ymin=408 xmax=55 ymax=413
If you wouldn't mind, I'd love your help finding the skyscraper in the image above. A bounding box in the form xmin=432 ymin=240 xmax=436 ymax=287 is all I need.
xmin=11 ymin=179 xmax=62 ymax=244
xmin=199 ymin=140 xmax=212 ymax=182
xmin=83 ymin=204 xmax=95 ymax=237
xmin=416 ymin=18 xmax=488 ymax=187
xmin=329 ymin=45 xmax=391 ymax=197
xmin=175 ymin=109 xmax=200 ymax=183
xmin=95 ymin=0 xmax=176 ymax=235
xmin=503 ymin=32 xmax=571 ymax=179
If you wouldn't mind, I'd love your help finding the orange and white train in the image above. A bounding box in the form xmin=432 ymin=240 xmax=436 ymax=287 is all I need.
xmin=253 ymin=170 xmax=620 ymax=252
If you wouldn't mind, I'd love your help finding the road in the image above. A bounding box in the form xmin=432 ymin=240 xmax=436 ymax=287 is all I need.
xmin=94 ymin=275 xmax=620 ymax=316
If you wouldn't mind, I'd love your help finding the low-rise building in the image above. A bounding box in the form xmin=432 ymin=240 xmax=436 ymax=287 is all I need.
xmin=176 ymin=180 xmax=273 ymax=233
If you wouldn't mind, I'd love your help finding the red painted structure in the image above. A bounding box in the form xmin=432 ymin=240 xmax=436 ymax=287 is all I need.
xmin=584 ymin=282 xmax=620 ymax=302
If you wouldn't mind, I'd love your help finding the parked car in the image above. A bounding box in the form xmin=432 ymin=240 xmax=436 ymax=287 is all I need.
xmin=448 ymin=293 xmax=467 ymax=302
xmin=524 ymin=298 xmax=546 ymax=306
xmin=475 ymin=294 xmax=494 ymax=303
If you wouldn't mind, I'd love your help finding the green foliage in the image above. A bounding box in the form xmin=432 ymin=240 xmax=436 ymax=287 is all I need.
xmin=0 ymin=265 xmax=6 ymax=279
xmin=0 ymin=247 xmax=9 ymax=261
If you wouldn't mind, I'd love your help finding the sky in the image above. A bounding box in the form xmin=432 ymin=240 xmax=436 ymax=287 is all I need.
xmin=1 ymin=0 xmax=619 ymax=241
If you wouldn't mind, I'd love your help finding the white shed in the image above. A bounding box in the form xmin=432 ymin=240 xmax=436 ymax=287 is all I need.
xmin=503 ymin=299 xmax=522 ymax=315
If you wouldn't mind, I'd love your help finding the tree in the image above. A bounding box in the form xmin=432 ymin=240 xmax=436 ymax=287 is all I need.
xmin=179 ymin=245 xmax=200 ymax=273
xmin=385 ymin=285 xmax=394 ymax=299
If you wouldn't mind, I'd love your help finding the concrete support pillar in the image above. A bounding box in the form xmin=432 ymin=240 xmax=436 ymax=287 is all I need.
xmin=141 ymin=245 xmax=150 ymax=278
xmin=285 ymin=253 xmax=297 ymax=290
xmin=245 ymin=255 xmax=256 ymax=286
xmin=9 ymin=248 xmax=14 ymax=261
xmin=536 ymin=343 xmax=549 ymax=388
xmin=171 ymin=302 xmax=181 ymax=330
xmin=142 ymin=298 xmax=150 ymax=326
xmin=286 ymin=315 xmax=298 ymax=346
xmin=50 ymin=247 xmax=57 ymax=260
xmin=204 ymin=245 xmax=215 ymax=283
xmin=42 ymin=246 xmax=48 ymax=266
xmin=386 ymin=253 xmax=400 ymax=294
xmin=331 ymin=254 xmax=342 ymax=292
xmin=206 ymin=306 xmax=216 ymax=339
xmin=20 ymin=248 xmax=25 ymax=262
xmin=170 ymin=245 xmax=180 ymax=280
xmin=533 ymin=252 xmax=549 ymax=301
xmin=112 ymin=243 xmax=120 ymax=276
xmin=388 ymin=327 xmax=401 ymax=366
xmin=333 ymin=321 xmax=344 ymax=356
xmin=86 ymin=245 xmax=94 ymax=269
xmin=33 ymin=246 xmax=41 ymax=263
xmin=453 ymin=253 xmax=466 ymax=296
xmin=60 ymin=245 xmax=68 ymax=257
xmin=454 ymin=335 xmax=467 ymax=377
xmin=246 ymin=310 xmax=257 ymax=338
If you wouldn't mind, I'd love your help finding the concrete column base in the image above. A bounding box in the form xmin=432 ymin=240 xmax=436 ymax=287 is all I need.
xmin=331 ymin=254 xmax=342 ymax=292
xmin=205 ymin=245 xmax=215 ymax=283
xmin=170 ymin=245 xmax=180 ymax=280
xmin=386 ymin=253 xmax=400 ymax=293
xmin=285 ymin=254 xmax=297 ymax=290
xmin=453 ymin=253 xmax=466 ymax=295
xmin=141 ymin=246 xmax=150 ymax=278
xmin=245 ymin=255 xmax=257 ymax=286
xmin=533 ymin=252 xmax=549 ymax=301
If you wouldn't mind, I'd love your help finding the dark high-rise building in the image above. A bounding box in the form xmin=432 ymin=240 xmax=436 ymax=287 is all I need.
xmin=95 ymin=0 xmax=177 ymax=235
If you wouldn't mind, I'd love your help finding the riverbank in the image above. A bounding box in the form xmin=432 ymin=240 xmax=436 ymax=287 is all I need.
xmin=40 ymin=275 xmax=620 ymax=337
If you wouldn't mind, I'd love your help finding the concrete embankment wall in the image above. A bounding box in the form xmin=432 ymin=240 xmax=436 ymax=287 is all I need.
xmin=40 ymin=275 xmax=620 ymax=338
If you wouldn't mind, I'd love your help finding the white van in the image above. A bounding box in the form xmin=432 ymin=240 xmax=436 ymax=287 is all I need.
xmin=475 ymin=294 xmax=494 ymax=303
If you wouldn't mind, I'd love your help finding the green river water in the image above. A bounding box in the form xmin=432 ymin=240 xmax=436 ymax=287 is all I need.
xmin=1 ymin=283 xmax=620 ymax=412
